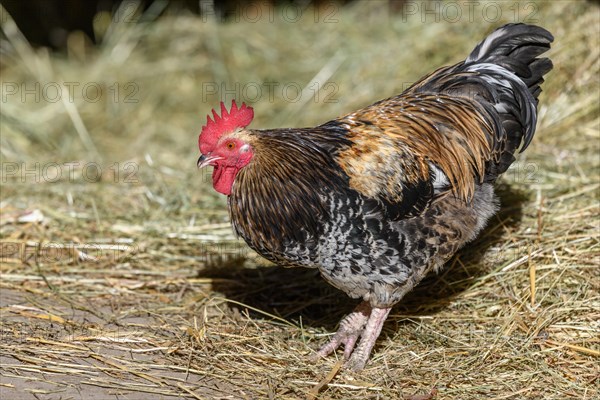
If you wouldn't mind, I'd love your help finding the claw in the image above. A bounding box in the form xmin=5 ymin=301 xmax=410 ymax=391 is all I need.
xmin=312 ymin=302 xmax=370 ymax=360
xmin=312 ymin=302 xmax=392 ymax=371
xmin=345 ymin=307 xmax=391 ymax=371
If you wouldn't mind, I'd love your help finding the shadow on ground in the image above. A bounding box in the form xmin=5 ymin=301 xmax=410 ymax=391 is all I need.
xmin=201 ymin=185 xmax=529 ymax=332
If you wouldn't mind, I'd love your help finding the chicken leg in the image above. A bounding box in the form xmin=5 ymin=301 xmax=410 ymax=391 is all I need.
xmin=313 ymin=301 xmax=391 ymax=371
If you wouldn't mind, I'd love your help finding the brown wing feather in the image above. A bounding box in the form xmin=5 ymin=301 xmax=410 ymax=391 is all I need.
xmin=336 ymin=93 xmax=495 ymax=203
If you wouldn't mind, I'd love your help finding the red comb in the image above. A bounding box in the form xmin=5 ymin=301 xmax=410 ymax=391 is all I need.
xmin=199 ymin=100 xmax=254 ymax=153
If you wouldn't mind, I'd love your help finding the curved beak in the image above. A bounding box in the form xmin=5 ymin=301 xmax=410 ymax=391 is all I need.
xmin=197 ymin=154 xmax=221 ymax=169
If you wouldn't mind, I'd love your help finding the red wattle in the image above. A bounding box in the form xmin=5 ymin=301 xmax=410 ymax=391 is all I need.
xmin=212 ymin=166 xmax=238 ymax=195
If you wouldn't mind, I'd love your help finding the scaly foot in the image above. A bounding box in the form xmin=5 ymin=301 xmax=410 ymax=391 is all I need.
xmin=311 ymin=301 xmax=371 ymax=361
xmin=312 ymin=302 xmax=392 ymax=371
xmin=345 ymin=306 xmax=391 ymax=371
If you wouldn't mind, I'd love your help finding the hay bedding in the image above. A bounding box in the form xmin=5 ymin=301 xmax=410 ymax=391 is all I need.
xmin=0 ymin=1 xmax=598 ymax=399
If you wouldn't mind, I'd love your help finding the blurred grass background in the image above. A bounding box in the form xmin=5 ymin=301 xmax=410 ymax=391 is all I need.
xmin=0 ymin=1 xmax=598 ymax=399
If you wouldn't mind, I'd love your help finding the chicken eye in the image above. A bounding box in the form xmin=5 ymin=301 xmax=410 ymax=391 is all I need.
xmin=227 ymin=142 xmax=235 ymax=150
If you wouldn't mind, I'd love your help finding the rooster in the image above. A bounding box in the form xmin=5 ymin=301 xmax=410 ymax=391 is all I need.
xmin=197 ymin=23 xmax=553 ymax=371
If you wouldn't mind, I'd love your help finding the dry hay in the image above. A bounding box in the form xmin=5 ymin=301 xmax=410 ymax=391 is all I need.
xmin=0 ymin=1 xmax=598 ymax=399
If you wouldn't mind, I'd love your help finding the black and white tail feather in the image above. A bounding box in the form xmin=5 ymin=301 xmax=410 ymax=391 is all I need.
xmin=414 ymin=23 xmax=554 ymax=181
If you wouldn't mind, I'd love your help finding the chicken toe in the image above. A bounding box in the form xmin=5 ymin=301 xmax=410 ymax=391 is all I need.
xmin=345 ymin=306 xmax=391 ymax=371
xmin=312 ymin=301 xmax=371 ymax=360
